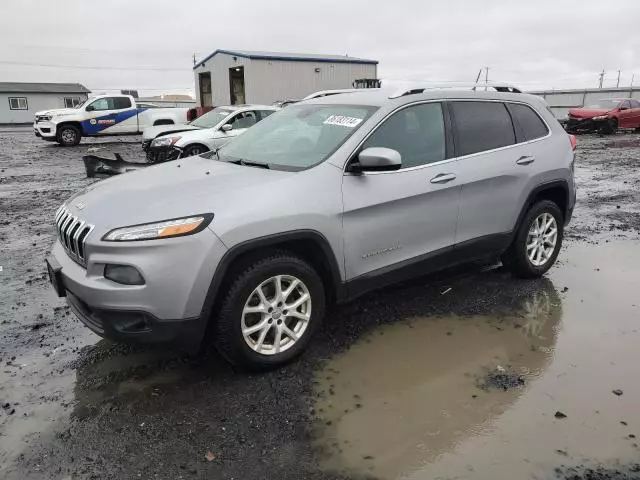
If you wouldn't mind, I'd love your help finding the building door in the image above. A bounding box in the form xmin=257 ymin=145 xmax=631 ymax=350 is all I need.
xmin=199 ymin=72 xmax=212 ymax=107
xmin=229 ymin=66 xmax=245 ymax=105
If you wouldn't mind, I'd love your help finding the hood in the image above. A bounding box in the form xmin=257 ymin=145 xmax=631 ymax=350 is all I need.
xmin=63 ymin=157 xmax=291 ymax=235
xmin=142 ymin=124 xmax=200 ymax=141
xmin=35 ymin=108 xmax=78 ymax=117
xmin=568 ymin=107 xmax=611 ymax=119
xmin=173 ymin=127 xmax=224 ymax=145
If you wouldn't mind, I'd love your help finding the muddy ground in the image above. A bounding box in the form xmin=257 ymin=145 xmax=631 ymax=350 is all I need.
xmin=1 ymin=129 xmax=639 ymax=480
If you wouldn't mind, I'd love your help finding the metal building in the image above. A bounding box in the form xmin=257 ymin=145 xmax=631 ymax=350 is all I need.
xmin=193 ymin=49 xmax=378 ymax=107
xmin=0 ymin=82 xmax=90 ymax=125
xmin=530 ymin=87 xmax=640 ymax=119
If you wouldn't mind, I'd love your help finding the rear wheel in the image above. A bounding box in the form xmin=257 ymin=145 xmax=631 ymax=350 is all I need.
xmin=213 ymin=252 xmax=325 ymax=369
xmin=56 ymin=125 xmax=81 ymax=146
xmin=503 ymin=200 xmax=564 ymax=278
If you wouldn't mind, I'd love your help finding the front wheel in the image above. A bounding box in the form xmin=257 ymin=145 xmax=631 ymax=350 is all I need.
xmin=213 ymin=252 xmax=325 ymax=369
xmin=503 ymin=200 xmax=564 ymax=278
xmin=56 ymin=125 xmax=81 ymax=146
xmin=182 ymin=144 xmax=209 ymax=158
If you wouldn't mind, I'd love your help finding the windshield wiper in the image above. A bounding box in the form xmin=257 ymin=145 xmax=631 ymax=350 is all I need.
xmin=228 ymin=158 xmax=270 ymax=169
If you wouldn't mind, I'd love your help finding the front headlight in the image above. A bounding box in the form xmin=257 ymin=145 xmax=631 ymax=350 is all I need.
xmin=592 ymin=115 xmax=608 ymax=121
xmin=103 ymin=214 xmax=213 ymax=241
xmin=152 ymin=136 xmax=181 ymax=147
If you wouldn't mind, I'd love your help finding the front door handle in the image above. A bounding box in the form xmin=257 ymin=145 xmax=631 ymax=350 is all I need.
xmin=430 ymin=173 xmax=457 ymax=184
xmin=516 ymin=155 xmax=535 ymax=165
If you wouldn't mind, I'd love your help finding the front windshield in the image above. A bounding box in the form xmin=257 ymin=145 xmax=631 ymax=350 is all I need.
xmin=214 ymin=104 xmax=377 ymax=170
xmin=189 ymin=107 xmax=234 ymax=128
xmin=585 ymin=99 xmax=620 ymax=110
xmin=76 ymin=98 xmax=90 ymax=109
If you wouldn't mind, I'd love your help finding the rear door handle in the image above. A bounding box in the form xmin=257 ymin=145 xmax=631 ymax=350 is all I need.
xmin=516 ymin=155 xmax=535 ymax=165
xmin=430 ymin=173 xmax=457 ymax=184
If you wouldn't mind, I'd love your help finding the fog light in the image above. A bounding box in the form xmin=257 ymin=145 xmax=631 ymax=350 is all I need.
xmin=104 ymin=264 xmax=145 ymax=285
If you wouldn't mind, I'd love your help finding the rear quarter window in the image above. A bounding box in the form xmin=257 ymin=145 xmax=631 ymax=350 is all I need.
xmin=450 ymin=101 xmax=515 ymax=156
xmin=113 ymin=97 xmax=132 ymax=109
xmin=508 ymin=103 xmax=549 ymax=141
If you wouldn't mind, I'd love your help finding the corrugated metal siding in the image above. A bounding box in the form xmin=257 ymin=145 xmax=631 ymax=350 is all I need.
xmin=0 ymin=92 xmax=89 ymax=124
xmin=247 ymin=60 xmax=376 ymax=104
xmin=193 ymin=54 xmax=253 ymax=107
xmin=194 ymin=52 xmax=377 ymax=106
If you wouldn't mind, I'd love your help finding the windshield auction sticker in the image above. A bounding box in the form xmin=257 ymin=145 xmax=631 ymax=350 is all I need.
xmin=323 ymin=115 xmax=363 ymax=128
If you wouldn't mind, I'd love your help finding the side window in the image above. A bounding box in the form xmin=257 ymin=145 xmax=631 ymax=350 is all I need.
xmin=64 ymin=97 xmax=81 ymax=108
xmin=258 ymin=110 xmax=276 ymax=120
xmin=9 ymin=97 xmax=28 ymax=110
xmin=87 ymin=98 xmax=111 ymax=111
xmin=362 ymin=103 xmax=445 ymax=168
xmin=113 ymin=97 xmax=132 ymax=109
xmin=451 ymin=101 xmax=515 ymax=156
xmin=231 ymin=111 xmax=258 ymax=129
xmin=619 ymin=100 xmax=631 ymax=110
xmin=509 ymin=103 xmax=549 ymax=141
xmin=630 ymin=99 xmax=640 ymax=109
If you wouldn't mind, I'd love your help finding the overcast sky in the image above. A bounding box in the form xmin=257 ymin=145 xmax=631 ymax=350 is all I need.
xmin=1 ymin=0 xmax=639 ymax=97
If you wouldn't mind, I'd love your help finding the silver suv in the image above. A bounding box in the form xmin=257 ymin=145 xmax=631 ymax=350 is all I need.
xmin=46 ymin=85 xmax=576 ymax=369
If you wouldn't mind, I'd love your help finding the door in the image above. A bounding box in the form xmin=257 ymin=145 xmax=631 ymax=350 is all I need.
xmin=452 ymin=100 xmax=549 ymax=249
xmin=199 ymin=72 xmax=212 ymax=107
xmin=342 ymin=102 xmax=460 ymax=281
xmin=617 ymin=99 xmax=640 ymax=128
xmin=229 ymin=66 xmax=245 ymax=105
xmin=81 ymin=97 xmax=137 ymax=135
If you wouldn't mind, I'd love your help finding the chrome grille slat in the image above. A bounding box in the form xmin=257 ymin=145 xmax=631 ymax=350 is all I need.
xmin=54 ymin=206 xmax=94 ymax=267
xmin=72 ymin=220 xmax=85 ymax=254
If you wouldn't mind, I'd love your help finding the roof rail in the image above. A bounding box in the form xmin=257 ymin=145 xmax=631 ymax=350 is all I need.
xmin=389 ymin=82 xmax=522 ymax=99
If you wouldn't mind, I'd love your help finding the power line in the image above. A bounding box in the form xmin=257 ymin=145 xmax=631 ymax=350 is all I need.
xmin=0 ymin=60 xmax=188 ymax=71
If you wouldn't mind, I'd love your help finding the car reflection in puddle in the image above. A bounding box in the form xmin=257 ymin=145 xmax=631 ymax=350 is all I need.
xmin=313 ymin=278 xmax=561 ymax=480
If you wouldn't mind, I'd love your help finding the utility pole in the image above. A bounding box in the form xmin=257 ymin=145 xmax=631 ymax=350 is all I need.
xmin=484 ymin=66 xmax=489 ymax=91
xmin=598 ymin=69 xmax=605 ymax=88
xmin=630 ymin=73 xmax=635 ymax=88
xmin=472 ymin=68 xmax=483 ymax=90
xmin=616 ymin=70 xmax=621 ymax=88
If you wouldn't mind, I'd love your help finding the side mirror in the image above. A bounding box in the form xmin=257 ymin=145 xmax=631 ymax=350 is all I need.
xmin=85 ymin=105 xmax=95 ymax=112
xmin=221 ymin=123 xmax=233 ymax=132
xmin=348 ymin=147 xmax=402 ymax=173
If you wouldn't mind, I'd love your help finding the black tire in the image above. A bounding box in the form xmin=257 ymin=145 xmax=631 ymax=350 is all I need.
xmin=182 ymin=144 xmax=209 ymax=157
xmin=56 ymin=124 xmax=81 ymax=146
xmin=213 ymin=251 xmax=325 ymax=370
xmin=503 ymin=200 xmax=564 ymax=279
xmin=600 ymin=118 xmax=617 ymax=135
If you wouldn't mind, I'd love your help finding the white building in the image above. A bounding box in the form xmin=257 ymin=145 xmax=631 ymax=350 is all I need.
xmin=193 ymin=49 xmax=378 ymax=107
xmin=0 ymin=82 xmax=90 ymax=124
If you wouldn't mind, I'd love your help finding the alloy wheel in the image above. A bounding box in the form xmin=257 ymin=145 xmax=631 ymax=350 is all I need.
xmin=241 ymin=275 xmax=312 ymax=355
xmin=526 ymin=212 xmax=558 ymax=267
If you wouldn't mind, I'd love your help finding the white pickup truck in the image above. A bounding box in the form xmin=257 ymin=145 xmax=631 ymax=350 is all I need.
xmin=33 ymin=94 xmax=191 ymax=146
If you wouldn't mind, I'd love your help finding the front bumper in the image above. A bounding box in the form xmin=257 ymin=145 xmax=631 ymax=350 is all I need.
xmin=564 ymin=117 xmax=607 ymax=133
xmin=47 ymin=229 xmax=228 ymax=348
xmin=145 ymin=145 xmax=181 ymax=163
xmin=33 ymin=121 xmax=57 ymax=139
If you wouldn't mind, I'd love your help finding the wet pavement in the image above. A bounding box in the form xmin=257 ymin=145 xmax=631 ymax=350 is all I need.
xmin=1 ymin=129 xmax=639 ymax=480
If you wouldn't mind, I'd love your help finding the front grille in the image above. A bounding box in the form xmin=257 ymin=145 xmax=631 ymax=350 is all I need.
xmin=55 ymin=206 xmax=95 ymax=266
xmin=141 ymin=139 xmax=151 ymax=151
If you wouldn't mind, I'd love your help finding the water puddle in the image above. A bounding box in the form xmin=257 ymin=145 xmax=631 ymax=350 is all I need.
xmin=313 ymin=242 xmax=640 ymax=479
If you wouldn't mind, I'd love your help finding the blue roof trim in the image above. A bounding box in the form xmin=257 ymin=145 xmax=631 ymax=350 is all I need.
xmin=193 ymin=49 xmax=378 ymax=69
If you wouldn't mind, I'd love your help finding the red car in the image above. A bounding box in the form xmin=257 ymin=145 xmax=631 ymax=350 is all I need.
xmin=566 ymin=98 xmax=640 ymax=134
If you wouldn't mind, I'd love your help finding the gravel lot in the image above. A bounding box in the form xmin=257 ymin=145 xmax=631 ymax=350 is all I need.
xmin=1 ymin=129 xmax=639 ymax=480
